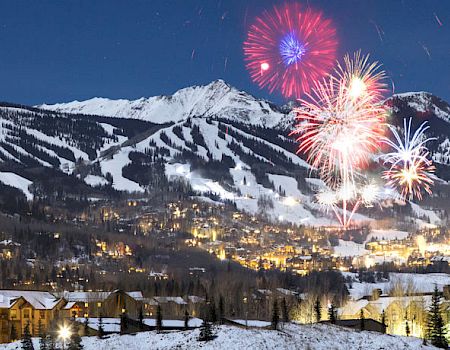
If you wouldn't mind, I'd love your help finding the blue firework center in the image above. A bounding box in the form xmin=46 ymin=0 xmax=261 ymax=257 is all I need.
xmin=279 ymin=32 xmax=306 ymax=66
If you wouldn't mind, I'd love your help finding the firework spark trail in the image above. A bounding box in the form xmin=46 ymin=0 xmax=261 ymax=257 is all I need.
xmin=370 ymin=20 xmax=385 ymax=43
xmin=434 ymin=13 xmax=443 ymax=26
xmin=243 ymin=3 xmax=338 ymax=98
xmin=381 ymin=118 xmax=436 ymax=200
xmin=292 ymin=52 xmax=388 ymax=227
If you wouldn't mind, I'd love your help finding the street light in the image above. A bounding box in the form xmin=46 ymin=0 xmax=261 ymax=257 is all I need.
xmin=58 ymin=324 xmax=72 ymax=350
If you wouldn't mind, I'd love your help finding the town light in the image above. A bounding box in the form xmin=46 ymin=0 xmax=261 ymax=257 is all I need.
xmin=58 ymin=324 xmax=72 ymax=350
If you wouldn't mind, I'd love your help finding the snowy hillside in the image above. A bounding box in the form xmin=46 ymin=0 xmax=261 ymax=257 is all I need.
xmin=0 ymin=83 xmax=448 ymax=226
xmin=0 ymin=323 xmax=436 ymax=350
xmin=39 ymin=80 xmax=290 ymax=128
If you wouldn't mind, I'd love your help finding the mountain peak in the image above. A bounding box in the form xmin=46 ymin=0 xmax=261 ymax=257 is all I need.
xmin=37 ymin=80 xmax=289 ymax=127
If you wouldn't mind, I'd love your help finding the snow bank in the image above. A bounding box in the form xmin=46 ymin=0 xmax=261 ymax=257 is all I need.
xmin=4 ymin=323 xmax=436 ymax=350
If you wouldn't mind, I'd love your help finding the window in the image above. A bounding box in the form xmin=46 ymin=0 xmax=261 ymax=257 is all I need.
xmin=84 ymin=302 xmax=89 ymax=308
xmin=40 ymin=311 xmax=46 ymax=319
xmin=23 ymin=309 xmax=30 ymax=319
xmin=10 ymin=310 xmax=17 ymax=319
xmin=97 ymin=302 xmax=102 ymax=307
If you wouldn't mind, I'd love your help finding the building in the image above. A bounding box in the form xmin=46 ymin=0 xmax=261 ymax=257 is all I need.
xmin=59 ymin=290 xmax=144 ymax=319
xmin=0 ymin=290 xmax=66 ymax=343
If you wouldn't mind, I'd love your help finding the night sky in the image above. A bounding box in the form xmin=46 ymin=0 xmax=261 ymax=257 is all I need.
xmin=0 ymin=0 xmax=449 ymax=106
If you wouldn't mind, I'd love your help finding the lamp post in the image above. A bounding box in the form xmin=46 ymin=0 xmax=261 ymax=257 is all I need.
xmin=58 ymin=324 xmax=71 ymax=350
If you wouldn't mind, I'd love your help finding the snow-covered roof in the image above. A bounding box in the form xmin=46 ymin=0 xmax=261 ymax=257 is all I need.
xmin=0 ymin=290 xmax=62 ymax=310
xmin=143 ymin=317 xmax=203 ymax=328
xmin=0 ymin=294 xmax=21 ymax=308
xmin=338 ymin=299 xmax=369 ymax=316
xmin=59 ymin=290 xmax=144 ymax=303
xmin=187 ymin=296 xmax=205 ymax=304
xmin=153 ymin=296 xmax=187 ymax=305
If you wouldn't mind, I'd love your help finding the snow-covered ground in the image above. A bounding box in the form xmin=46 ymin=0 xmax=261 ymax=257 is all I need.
xmin=365 ymin=229 xmax=409 ymax=243
xmin=0 ymin=172 xmax=33 ymax=200
xmin=0 ymin=323 xmax=436 ymax=350
xmin=333 ymin=240 xmax=368 ymax=257
xmin=343 ymin=272 xmax=450 ymax=300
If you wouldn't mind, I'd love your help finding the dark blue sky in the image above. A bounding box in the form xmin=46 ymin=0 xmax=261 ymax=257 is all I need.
xmin=0 ymin=0 xmax=449 ymax=105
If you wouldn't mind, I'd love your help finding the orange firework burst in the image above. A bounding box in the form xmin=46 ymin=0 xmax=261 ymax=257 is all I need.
xmin=382 ymin=118 xmax=436 ymax=200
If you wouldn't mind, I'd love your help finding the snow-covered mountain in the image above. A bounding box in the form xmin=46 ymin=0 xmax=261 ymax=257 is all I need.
xmin=0 ymin=82 xmax=449 ymax=227
xmin=39 ymin=80 xmax=290 ymax=128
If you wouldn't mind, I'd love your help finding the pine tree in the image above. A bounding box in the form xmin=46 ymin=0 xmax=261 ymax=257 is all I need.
xmin=156 ymin=304 xmax=163 ymax=333
xmin=38 ymin=319 xmax=47 ymax=350
xmin=328 ymin=303 xmax=336 ymax=324
xmin=68 ymin=324 xmax=83 ymax=350
xmin=98 ymin=314 xmax=105 ymax=339
xmin=427 ymin=285 xmax=448 ymax=348
xmin=209 ymin=299 xmax=217 ymax=324
xmin=271 ymin=299 xmax=279 ymax=330
xmin=21 ymin=321 xmax=34 ymax=350
xmin=381 ymin=310 xmax=387 ymax=334
xmin=314 ymin=298 xmax=321 ymax=323
xmin=281 ymin=298 xmax=289 ymax=323
xmin=120 ymin=312 xmax=128 ymax=335
xmin=360 ymin=309 xmax=365 ymax=331
xmin=218 ymin=295 xmax=225 ymax=324
xmin=10 ymin=323 xmax=17 ymax=342
xmin=198 ymin=319 xmax=214 ymax=341
xmin=138 ymin=307 xmax=144 ymax=331
xmin=184 ymin=310 xmax=190 ymax=330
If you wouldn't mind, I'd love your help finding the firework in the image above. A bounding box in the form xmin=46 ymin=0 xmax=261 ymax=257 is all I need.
xmin=382 ymin=118 xmax=436 ymax=200
xmin=243 ymin=3 xmax=338 ymax=99
xmin=292 ymin=53 xmax=387 ymax=186
xmin=292 ymin=52 xmax=388 ymax=227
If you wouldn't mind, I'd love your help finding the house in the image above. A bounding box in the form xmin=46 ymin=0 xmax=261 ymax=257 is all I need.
xmin=149 ymin=297 xmax=187 ymax=318
xmin=59 ymin=290 xmax=144 ymax=319
xmin=0 ymin=290 xmax=66 ymax=343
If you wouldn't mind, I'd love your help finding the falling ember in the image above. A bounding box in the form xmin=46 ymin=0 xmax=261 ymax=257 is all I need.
xmin=243 ymin=2 xmax=338 ymax=99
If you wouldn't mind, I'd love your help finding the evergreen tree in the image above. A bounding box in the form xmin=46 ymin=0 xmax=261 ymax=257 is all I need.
xmin=21 ymin=321 xmax=34 ymax=350
xmin=427 ymin=285 xmax=448 ymax=348
xmin=314 ymin=298 xmax=321 ymax=323
xmin=281 ymin=298 xmax=289 ymax=323
xmin=328 ymin=303 xmax=336 ymax=324
xmin=120 ymin=312 xmax=128 ymax=335
xmin=218 ymin=295 xmax=225 ymax=324
xmin=46 ymin=331 xmax=56 ymax=350
xmin=83 ymin=318 xmax=89 ymax=336
xmin=38 ymin=319 xmax=47 ymax=350
xmin=381 ymin=310 xmax=387 ymax=334
xmin=209 ymin=299 xmax=217 ymax=324
xmin=68 ymin=324 xmax=83 ymax=350
xmin=198 ymin=319 xmax=214 ymax=342
xmin=360 ymin=309 xmax=365 ymax=331
xmin=156 ymin=304 xmax=163 ymax=333
xmin=138 ymin=307 xmax=144 ymax=331
xmin=98 ymin=314 xmax=105 ymax=339
xmin=184 ymin=310 xmax=190 ymax=330
xmin=10 ymin=323 xmax=17 ymax=342
xmin=271 ymin=299 xmax=279 ymax=330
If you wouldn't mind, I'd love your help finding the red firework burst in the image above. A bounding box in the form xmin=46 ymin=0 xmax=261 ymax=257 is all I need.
xmin=243 ymin=3 xmax=338 ymax=99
